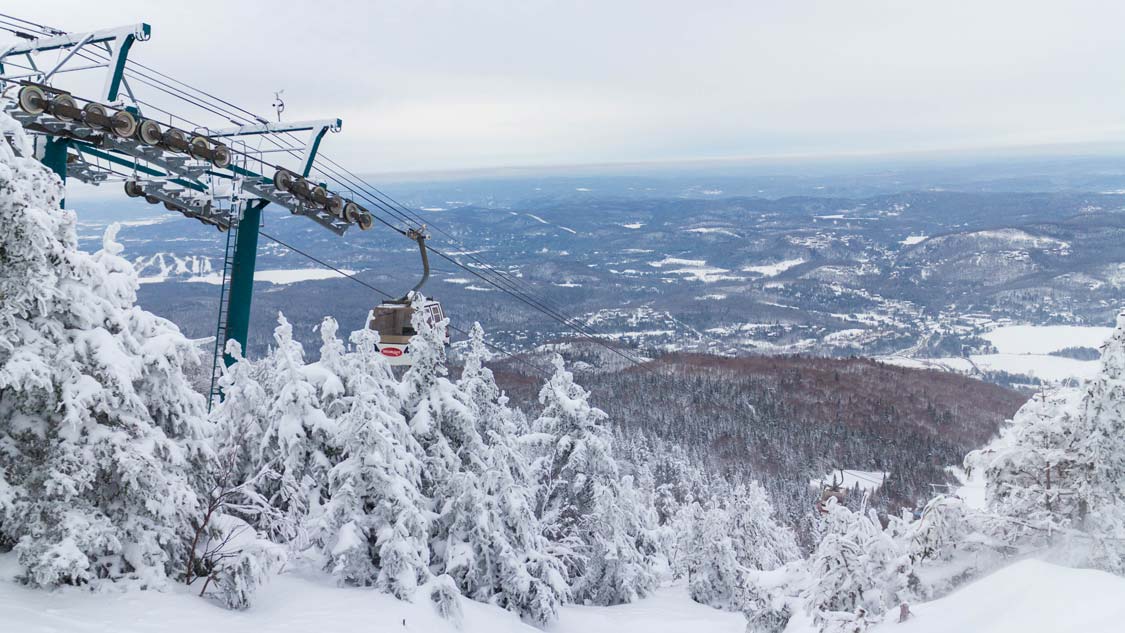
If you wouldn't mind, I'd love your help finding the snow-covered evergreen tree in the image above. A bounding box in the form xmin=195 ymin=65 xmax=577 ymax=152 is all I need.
xmin=908 ymin=494 xmax=982 ymax=565
xmin=728 ymin=483 xmax=801 ymax=571
xmin=684 ymin=484 xmax=801 ymax=631
xmin=451 ymin=323 xmax=568 ymax=624
xmin=318 ymin=321 xmax=430 ymax=599
xmin=251 ymin=314 xmax=336 ymax=545
xmin=0 ymin=116 xmax=209 ymax=588
xmin=1071 ymin=312 xmax=1125 ymax=571
xmin=688 ymin=504 xmax=743 ymax=608
xmin=530 ymin=354 xmax=655 ymax=605
xmin=571 ymin=476 xmax=658 ymax=605
xmin=805 ymin=499 xmax=912 ymax=632
xmin=531 ymin=355 xmax=618 ymax=565
xmin=966 ymin=310 xmax=1125 ymax=572
xmin=396 ymin=301 xmax=489 ymax=583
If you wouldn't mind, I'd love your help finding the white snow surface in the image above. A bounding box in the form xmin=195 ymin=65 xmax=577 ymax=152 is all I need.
xmin=0 ymin=558 xmax=743 ymax=633
xmin=7 ymin=555 xmax=1123 ymax=633
xmin=648 ymin=256 xmax=706 ymax=268
xmin=881 ymin=353 xmax=1101 ymax=384
xmin=186 ymin=268 xmax=356 ymax=285
xmin=686 ymin=227 xmax=741 ymax=238
xmin=900 ymin=234 xmax=928 ymax=246
xmin=809 ymin=469 xmax=888 ymax=493
xmin=949 ymin=466 xmax=986 ymax=510
xmin=742 ymin=258 xmax=806 ymax=277
xmin=863 ymin=559 xmax=1125 ymax=633
xmin=982 ymin=324 xmax=1114 ymax=355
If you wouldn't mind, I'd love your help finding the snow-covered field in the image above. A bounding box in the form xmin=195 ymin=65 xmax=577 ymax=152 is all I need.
xmin=882 ymin=324 xmax=1115 ymax=385
xmin=885 ymin=354 xmax=1101 ymax=384
xmin=648 ymin=257 xmax=738 ymax=283
xmin=184 ymin=268 xmax=356 ymax=285
xmin=982 ymin=324 xmax=1114 ymax=354
xmin=742 ymin=258 xmax=806 ymax=277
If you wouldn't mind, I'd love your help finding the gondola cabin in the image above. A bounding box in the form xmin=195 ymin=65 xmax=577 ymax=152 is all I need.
xmin=368 ymin=299 xmax=448 ymax=365
xmin=815 ymin=472 xmax=848 ymax=514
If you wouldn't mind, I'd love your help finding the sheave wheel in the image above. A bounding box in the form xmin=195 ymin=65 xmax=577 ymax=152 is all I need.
xmin=50 ymin=94 xmax=78 ymax=121
xmin=137 ymin=119 xmax=163 ymax=145
xmin=82 ymin=103 xmax=109 ymax=129
xmin=189 ymin=135 xmax=210 ymax=160
xmin=111 ymin=110 xmax=138 ymax=138
xmin=17 ymin=85 xmax=47 ymax=115
xmin=211 ymin=144 xmax=231 ymax=168
xmin=273 ymin=169 xmax=295 ymax=193
xmin=343 ymin=202 xmax=361 ymax=222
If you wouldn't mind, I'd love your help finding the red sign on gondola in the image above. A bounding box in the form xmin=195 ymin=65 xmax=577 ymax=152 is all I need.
xmin=381 ymin=347 xmax=404 ymax=357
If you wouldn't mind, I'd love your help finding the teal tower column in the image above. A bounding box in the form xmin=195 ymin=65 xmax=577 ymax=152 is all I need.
xmin=223 ymin=199 xmax=268 ymax=364
xmin=42 ymin=136 xmax=69 ymax=207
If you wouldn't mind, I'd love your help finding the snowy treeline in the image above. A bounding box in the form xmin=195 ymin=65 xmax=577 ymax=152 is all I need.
xmin=0 ymin=112 xmax=806 ymax=625
xmin=205 ymin=305 xmax=662 ymax=621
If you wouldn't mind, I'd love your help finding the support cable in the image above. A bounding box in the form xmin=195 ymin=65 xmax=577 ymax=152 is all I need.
xmin=260 ymin=230 xmax=548 ymax=377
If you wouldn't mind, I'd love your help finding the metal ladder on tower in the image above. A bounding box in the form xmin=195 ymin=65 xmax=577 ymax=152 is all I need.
xmin=207 ymin=203 xmax=241 ymax=410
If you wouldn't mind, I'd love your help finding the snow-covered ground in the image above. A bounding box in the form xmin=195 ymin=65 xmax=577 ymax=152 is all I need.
xmin=742 ymin=258 xmax=806 ymax=277
xmin=809 ymin=469 xmax=889 ymax=493
xmin=184 ymin=268 xmax=356 ymax=285
xmin=866 ymin=559 xmax=1125 ymax=633
xmin=982 ymin=324 xmax=1114 ymax=354
xmin=885 ymin=354 xmax=1101 ymax=384
xmin=7 ymin=554 xmax=1124 ymax=633
xmin=881 ymin=324 xmax=1115 ymax=385
xmin=0 ymin=555 xmax=743 ymax=633
xmin=686 ymin=227 xmax=741 ymax=238
xmin=950 ymin=466 xmax=987 ymax=509
xmin=648 ymin=257 xmax=738 ymax=283
xmin=968 ymin=353 xmax=1100 ymax=383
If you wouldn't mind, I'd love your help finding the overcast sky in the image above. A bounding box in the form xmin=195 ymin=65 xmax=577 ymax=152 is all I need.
xmin=4 ymin=1 xmax=1124 ymax=173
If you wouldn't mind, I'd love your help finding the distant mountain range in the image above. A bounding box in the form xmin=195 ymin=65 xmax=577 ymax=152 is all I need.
xmin=68 ymin=158 xmax=1125 ymax=388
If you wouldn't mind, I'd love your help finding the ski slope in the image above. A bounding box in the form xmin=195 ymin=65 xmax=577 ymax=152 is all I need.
xmin=0 ymin=554 xmax=743 ymax=633
xmin=868 ymin=559 xmax=1125 ymax=633
xmin=6 ymin=553 xmax=1123 ymax=633
xmin=810 ymin=469 xmax=889 ymax=493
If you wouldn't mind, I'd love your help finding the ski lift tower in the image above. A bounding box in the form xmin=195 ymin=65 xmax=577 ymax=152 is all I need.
xmin=0 ymin=19 xmax=379 ymax=403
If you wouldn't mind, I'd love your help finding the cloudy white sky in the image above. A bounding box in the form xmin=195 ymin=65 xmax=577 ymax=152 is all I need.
xmin=4 ymin=1 xmax=1124 ymax=173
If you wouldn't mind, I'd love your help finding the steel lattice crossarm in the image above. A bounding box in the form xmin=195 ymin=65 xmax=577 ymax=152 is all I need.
xmin=0 ymin=23 xmax=148 ymax=102
xmin=1 ymin=90 xmax=368 ymax=235
xmin=0 ymin=23 xmax=377 ymax=235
